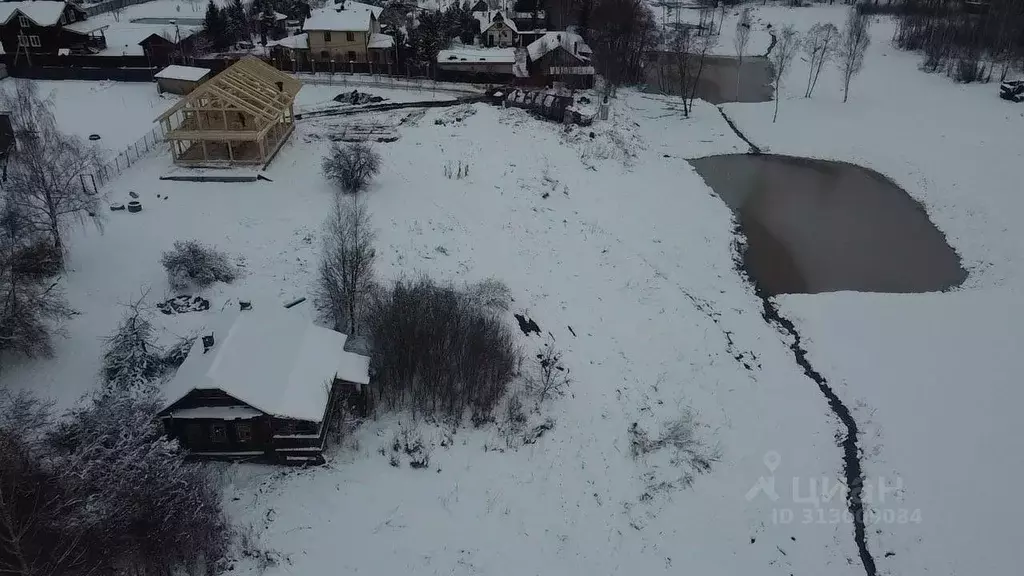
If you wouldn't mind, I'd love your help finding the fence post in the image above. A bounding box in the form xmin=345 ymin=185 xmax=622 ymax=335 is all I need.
xmin=115 ymin=157 xmax=120 ymax=171
xmin=90 ymin=173 xmax=97 ymax=193
xmin=135 ymin=142 xmax=140 ymax=158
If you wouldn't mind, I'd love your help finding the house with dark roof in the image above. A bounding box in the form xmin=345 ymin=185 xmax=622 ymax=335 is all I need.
xmin=0 ymin=1 xmax=102 ymax=59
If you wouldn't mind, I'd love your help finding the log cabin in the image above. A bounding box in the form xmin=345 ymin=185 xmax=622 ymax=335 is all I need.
xmin=157 ymin=304 xmax=371 ymax=465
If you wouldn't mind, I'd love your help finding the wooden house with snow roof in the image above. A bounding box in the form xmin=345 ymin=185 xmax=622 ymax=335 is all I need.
xmin=158 ymin=305 xmax=371 ymax=465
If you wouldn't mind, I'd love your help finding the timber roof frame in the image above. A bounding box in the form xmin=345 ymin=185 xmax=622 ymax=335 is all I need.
xmin=156 ymin=57 xmax=302 ymax=127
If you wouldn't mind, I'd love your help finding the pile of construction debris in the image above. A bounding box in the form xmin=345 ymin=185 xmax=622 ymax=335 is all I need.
xmin=333 ymin=89 xmax=386 ymax=105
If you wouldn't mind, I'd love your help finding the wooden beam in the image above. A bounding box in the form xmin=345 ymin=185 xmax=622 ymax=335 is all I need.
xmin=218 ymin=73 xmax=278 ymax=112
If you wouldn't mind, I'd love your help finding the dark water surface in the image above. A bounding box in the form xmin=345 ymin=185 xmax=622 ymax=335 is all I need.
xmin=689 ymin=154 xmax=967 ymax=295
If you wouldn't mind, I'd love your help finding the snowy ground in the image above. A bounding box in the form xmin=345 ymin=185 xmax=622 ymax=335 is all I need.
xmin=0 ymin=78 xmax=176 ymax=159
xmin=2 ymin=3 xmax=1021 ymax=576
xmin=719 ymin=5 xmax=1024 ymax=575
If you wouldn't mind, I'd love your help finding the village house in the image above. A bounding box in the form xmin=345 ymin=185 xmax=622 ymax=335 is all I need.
xmin=524 ymin=31 xmax=594 ymax=88
xmin=267 ymin=32 xmax=311 ymax=69
xmin=478 ymin=11 xmax=517 ymax=47
xmin=156 ymin=57 xmax=301 ymax=167
xmin=303 ymin=0 xmax=394 ymax=64
xmin=158 ymin=305 xmax=371 ymax=465
xmin=0 ymin=1 xmax=102 ymax=59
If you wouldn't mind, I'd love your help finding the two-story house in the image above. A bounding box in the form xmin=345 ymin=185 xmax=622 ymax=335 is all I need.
xmin=302 ymin=0 xmax=394 ymax=64
xmin=0 ymin=1 xmax=104 ymax=59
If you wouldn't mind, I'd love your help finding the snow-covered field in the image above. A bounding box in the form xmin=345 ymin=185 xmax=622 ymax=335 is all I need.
xmin=719 ymin=6 xmax=1024 ymax=575
xmin=2 ymin=3 xmax=1022 ymax=576
xmin=0 ymin=78 xmax=176 ymax=159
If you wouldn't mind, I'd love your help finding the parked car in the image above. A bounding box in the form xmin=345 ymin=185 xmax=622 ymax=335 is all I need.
xmin=1000 ymin=80 xmax=1024 ymax=102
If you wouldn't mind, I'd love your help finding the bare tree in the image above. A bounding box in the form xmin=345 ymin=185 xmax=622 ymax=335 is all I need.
xmin=322 ymin=142 xmax=382 ymax=195
xmin=313 ymin=197 xmax=376 ymax=336
xmin=48 ymin=389 xmax=231 ymax=576
xmin=588 ymin=0 xmax=660 ymax=99
xmin=0 ymin=390 xmax=90 ymax=576
xmin=803 ymin=22 xmax=840 ymax=97
xmin=769 ymin=24 xmax=800 ymax=122
xmin=733 ymin=7 xmax=752 ymax=100
xmin=839 ymin=8 xmax=871 ymax=103
xmin=1 ymin=81 xmax=102 ymax=263
xmin=0 ymin=203 xmax=74 ymax=364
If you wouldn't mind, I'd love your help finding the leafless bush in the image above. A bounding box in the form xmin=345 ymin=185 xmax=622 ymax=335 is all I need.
xmin=463 ymin=277 xmax=512 ymax=312
xmin=160 ymin=239 xmax=237 ymax=290
xmin=322 ymin=142 xmax=382 ymax=194
xmin=629 ymin=410 xmax=721 ymax=488
xmin=953 ymin=46 xmax=987 ymax=83
xmin=443 ymin=160 xmax=470 ymax=179
xmin=313 ymin=197 xmax=376 ymax=335
xmin=238 ymin=523 xmax=284 ymax=576
xmin=366 ymin=276 xmax=522 ymax=420
xmin=527 ymin=336 xmax=571 ymax=404
xmin=388 ymin=426 xmax=431 ymax=469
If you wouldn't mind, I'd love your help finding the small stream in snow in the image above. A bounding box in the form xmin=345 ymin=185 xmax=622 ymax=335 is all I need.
xmin=690 ymin=153 xmax=966 ymax=576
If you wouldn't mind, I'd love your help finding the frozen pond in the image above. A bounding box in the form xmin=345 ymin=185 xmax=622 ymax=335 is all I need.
xmin=690 ymin=154 xmax=968 ymax=295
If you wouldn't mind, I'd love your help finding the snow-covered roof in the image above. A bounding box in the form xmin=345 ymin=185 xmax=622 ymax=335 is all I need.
xmin=367 ymin=32 xmax=394 ymax=49
xmin=154 ymin=65 xmax=210 ymax=82
xmin=166 ymin=406 xmax=263 ymax=420
xmin=303 ymin=3 xmax=377 ymax=32
xmin=161 ymin=307 xmax=370 ymax=422
xmin=0 ymin=1 xmax=72 ymax=26
xmin=527 ymin=31 xmax=591 ymax=62
xmin=482 ymin=12 xmax=518 ymax=34
xmin=269 ymin=32 xmax=309 ymax=50
xmin=437 ymin=47 xmax=516 ymax=64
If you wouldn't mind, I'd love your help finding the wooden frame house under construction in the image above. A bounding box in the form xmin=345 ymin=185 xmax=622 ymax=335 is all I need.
xmin=156 ymin=57 xmax=302 ymax=167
